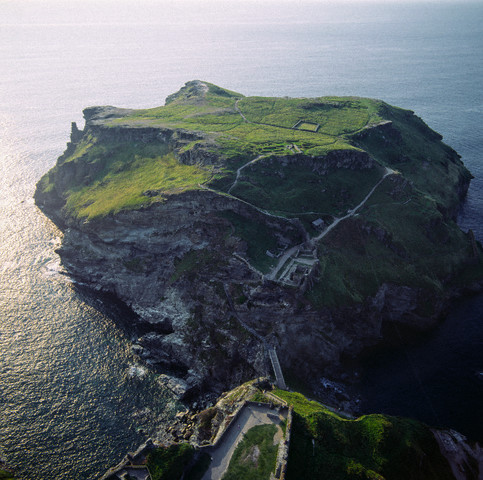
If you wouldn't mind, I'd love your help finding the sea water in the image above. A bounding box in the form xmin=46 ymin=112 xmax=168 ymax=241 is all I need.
xmin=1 ymin=1 xmax=482 ymax=477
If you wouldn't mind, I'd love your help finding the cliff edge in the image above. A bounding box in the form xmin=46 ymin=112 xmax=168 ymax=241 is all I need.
xmin=35 ymin=81 xmax=483 ymax=397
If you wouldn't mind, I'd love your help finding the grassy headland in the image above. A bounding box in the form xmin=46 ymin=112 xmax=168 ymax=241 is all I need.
xmin=35 ymin=80 xmax=482 ymax=312
xmin=140 ymin=383 xmax=459 ymax=480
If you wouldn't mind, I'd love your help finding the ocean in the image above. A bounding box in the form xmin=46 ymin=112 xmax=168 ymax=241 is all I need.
xmin=1 ymin=1 xmax=482 ymax=478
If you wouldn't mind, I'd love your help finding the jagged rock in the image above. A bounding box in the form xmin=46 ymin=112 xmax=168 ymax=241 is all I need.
xmin=34 ymin=82 xmax=483 ymax=397
xmin=157 ymin=374 xmax=199 ymax=400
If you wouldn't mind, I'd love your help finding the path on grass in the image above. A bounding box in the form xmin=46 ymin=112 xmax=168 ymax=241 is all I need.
xmin=228 ymin=154 xmax=265 ymax=194
xmin=201 ymin=404 xmax=286 ymax=480
xmin=211 ymin=101 xmax=396 ymax=284
xmin=314 ymin=166 xmax=395 ymax=242
xmin=266 ymin=167 xmax=395 ymax=281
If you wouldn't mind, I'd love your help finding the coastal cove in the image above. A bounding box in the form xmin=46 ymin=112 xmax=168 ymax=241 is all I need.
xmin=1 ymin=1 xmax=483 ymax=478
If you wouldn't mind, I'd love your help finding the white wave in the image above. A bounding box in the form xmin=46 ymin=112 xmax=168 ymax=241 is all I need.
xmin=127 ymin=364 xmax=148 ymax=379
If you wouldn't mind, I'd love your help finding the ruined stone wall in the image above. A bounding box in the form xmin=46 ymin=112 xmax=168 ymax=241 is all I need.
xmin=272 ymin=405 xmax=293 ymax=480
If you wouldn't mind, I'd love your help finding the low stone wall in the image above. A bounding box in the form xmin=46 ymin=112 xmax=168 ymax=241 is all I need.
xmin=200 ymin=398 xmax=292 ymax=480
xmin=101 ymin=397 xmax=292 ymax=480
xmin=203 ymin=400 xmax=247 ymax=449
xmin=272 ymin=405 xmax=293 ymax=480
xmin=100 ymin=439 xmax=154 ymax=480
xmin=201 ymin=400 xmax=286 ymax=451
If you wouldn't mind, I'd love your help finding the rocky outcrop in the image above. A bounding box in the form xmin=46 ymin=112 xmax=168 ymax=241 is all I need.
xmin=34 ymin=86 xmax=483 ymax=398
xmin=432 ymin=429 xmax=483 ymax=480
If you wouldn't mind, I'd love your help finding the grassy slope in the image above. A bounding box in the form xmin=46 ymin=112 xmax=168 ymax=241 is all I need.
xmin=273 ymin=390 xmax=454 ymax=480
xmin=39 ymin=82 xmax=383 ymax=221
xmin=354 ymin=103 xmax=472 ymax=213
xmin=0 ymin=470 xmax=16 ymax=480
xmin=229 ymin=159 xmax=384 ymax=217
xmin=308 ymin=185 xmax=482 ymax=309
xmin=37 ymin=81 xmax=482 ymax=308
xmin=38 ymin=137 xmax=212 ymax=220
xmin=222 ymin=424 xmax=279 ymax=480
xmin=42 ymin=81 xmax=456 ymax=222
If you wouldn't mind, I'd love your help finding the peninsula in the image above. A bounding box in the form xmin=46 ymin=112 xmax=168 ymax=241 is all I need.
xmin=35 ymin=80 xmax=483 ymax=400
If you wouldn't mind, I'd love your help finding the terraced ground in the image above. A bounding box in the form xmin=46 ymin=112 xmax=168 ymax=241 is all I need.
xmin=37 ymin=80 xmax=483 ymax=311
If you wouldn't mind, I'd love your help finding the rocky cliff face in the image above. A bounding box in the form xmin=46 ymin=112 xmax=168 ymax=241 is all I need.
xmin=35 ymin=84 xmax=483 ymax=398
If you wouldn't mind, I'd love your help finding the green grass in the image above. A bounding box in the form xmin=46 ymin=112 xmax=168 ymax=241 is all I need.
xmin=250 ymin=391 xmax=272 ymax=403
xmin=222 ymin=424 xmax=279 ymax=480
xmin=236 ymin=96 xmax=381 ymax=136
xmin=110 ymin=86 xmax=377 ymax=162
xmin=48 ymin=84 xmax=386 ymax=221
xmin=273 ymin=390 xmax=454 ymax=480
xmin=273 ymin=389 xmax=329 ymax=417
xmin=147 ymin=443 xmax=195 ymax=480
xmin=0 ymin=470 xmax=16 ymax=480
xmin=353 ymin=101 xmax=471 ymax=214
xmin=63 ymin=147 xmax=211 ymax=220
xmin=229 ymin=158 xmax=384 ymax=217
xmin=296 ymin=122 xmax=319 ymax=132
xmin=220 ymin=210 xmax=282 ymax=273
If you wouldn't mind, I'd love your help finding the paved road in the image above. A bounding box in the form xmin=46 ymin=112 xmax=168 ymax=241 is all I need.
xmin=201 ymin=404 xmax=286 ymax=480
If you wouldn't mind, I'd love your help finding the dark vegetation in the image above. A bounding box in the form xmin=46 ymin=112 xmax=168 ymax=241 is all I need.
xmin=220 ymin=211 xmax=280 ymax=273
xmin=273 ymin=390 xmax=455 ymax=480
xmin=0 ymin=470 xmax=16 ymax=480
xmin=147 ymin=443 xmax=196 ymax=480
xmin=229 ymin=157 xmax=383 ymax=218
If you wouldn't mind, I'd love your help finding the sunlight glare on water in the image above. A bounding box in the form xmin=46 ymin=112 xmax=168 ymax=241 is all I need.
xmin=1 ymin=1 xmax=483 ymax=477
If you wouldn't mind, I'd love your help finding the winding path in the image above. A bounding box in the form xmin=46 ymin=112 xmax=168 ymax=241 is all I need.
xmin=215 ymin=98 xmax=398 ymax=284
xmin=204 ymin=166 xmax=395 ymax=283
xmin=267 ymin=167 xmax=396 ymax=281
xmin=228 ymin=154 xmax=265 ymax=194
xmin=314 ymin=167 xmax=395 ymax=242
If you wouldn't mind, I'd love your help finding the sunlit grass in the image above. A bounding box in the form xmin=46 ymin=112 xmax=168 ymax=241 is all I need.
xmin=111 ymin=86 xmax=379 ymax=160
xmin=65 ymin=152 xmax=211 ymax=219
xmin=273 ymin=389 xmax=454 ymax=480
xmin=222 ymin=424 xmax=279 ymax=480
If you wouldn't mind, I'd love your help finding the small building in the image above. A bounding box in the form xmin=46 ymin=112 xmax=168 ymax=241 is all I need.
xmin=312 ymin=218 xmax=325 ymax=229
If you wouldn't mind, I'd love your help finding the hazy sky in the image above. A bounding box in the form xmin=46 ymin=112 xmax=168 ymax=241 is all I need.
xmin=2 ymin=0 xmax=477 ymax=27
